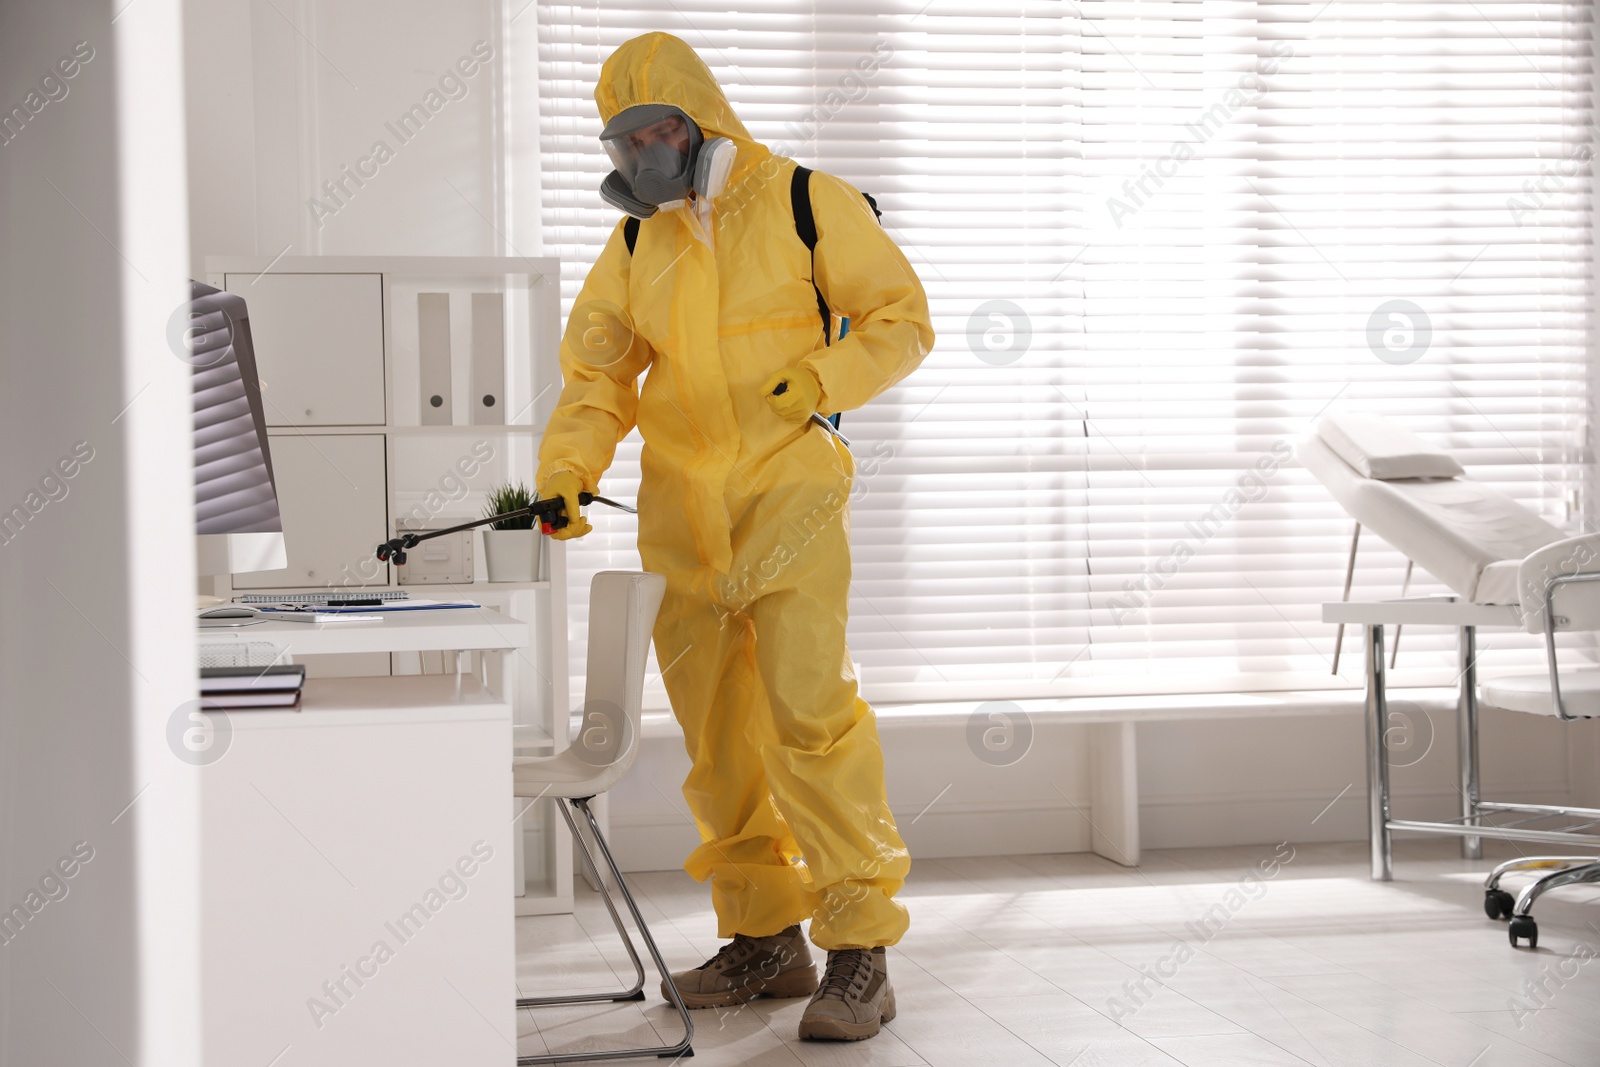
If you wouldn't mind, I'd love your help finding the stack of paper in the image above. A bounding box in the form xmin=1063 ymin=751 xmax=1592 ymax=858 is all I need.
xmin=200 ymin=664 xmax=307 ymax=710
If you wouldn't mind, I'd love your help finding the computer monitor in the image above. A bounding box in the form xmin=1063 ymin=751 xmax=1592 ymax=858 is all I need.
xmin=184 ymin=280 xmax=287 ymax=575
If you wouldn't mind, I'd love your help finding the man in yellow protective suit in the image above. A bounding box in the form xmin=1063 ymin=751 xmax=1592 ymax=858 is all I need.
xmin=536 ymin=32 xmax=933 ymax=1042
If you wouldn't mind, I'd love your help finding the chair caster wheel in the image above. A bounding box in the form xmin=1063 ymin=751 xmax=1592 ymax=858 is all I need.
xmin=1484 ymin=889 xmax=1515 ymax=920
xmin=1509 ymin=915 xmax=1539 ymax=949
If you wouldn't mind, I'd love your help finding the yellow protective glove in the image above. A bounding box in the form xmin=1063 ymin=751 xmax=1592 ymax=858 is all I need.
xmin=762 ymin=366 xmax=823 ymax=424
xmin=538 ymin=471 xmax=592 ymax=540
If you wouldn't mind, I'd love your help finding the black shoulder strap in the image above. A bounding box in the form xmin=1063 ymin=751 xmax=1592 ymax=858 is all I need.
xmin=791 ymin=165 xmax=832 ymax=346
xmin=791 ymin=165 xmax=819 ymax=250
xmin=623 ymin=216 xmax=640 ymax=255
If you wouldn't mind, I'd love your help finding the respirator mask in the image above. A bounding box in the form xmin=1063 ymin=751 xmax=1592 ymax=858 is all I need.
xmin=599 ymin=103 xmax=736 ymax=219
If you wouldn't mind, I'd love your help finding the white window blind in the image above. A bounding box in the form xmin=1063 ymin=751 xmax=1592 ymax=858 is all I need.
xmin=528 ymin=1 xmax=1592 ymax=705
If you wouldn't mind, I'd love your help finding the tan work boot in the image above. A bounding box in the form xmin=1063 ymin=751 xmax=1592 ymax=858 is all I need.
xmin=798 ymin=946 xmax=895 ymax=1041
xmin=660 ymin=924 xmax=819 ymax=1009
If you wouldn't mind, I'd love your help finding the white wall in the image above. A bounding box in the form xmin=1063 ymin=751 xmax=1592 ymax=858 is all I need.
xmin=606 ymin=705 xmax=1600 ymax=873
xmin=181 ymin=1 xmax=1600 ymax=879
xmin=183 ymin=0 xmax=257 ymax=272
xmin=185 ymin=0 xmax=505 ymax=269
xmin=0 ymin=1 xmax=198 ymax=1063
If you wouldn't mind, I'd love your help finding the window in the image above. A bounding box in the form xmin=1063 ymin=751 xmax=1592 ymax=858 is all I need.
xmin=528 ymin=1 xmax=1592 ymax=704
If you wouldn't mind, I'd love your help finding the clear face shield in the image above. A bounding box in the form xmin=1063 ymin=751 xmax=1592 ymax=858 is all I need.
xmin=599 ymin=104 xmax=704 ymax=212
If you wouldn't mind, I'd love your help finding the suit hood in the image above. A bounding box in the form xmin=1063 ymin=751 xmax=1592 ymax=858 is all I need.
xmin=595 ymin=33 xmax=771 ymax=182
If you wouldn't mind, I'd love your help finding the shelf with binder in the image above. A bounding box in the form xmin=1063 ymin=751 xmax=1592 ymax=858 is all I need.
xmin=385 ymin=271 xmax=560 ymax=431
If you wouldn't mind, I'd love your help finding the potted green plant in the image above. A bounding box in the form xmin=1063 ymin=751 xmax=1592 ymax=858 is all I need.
xmin=481 ymin=481 xmax=542 ymax=583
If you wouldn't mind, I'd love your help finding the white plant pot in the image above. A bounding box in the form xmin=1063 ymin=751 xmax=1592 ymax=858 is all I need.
xmin=482 ymin=528 xmax=542 ymax=583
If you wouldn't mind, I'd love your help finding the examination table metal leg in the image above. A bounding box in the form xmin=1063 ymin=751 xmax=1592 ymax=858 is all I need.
xmin=1457 ymin=625 xmax=1482 ymax=861
xmin=1366 ymin=624 xmax=1393 ymax=881
xmin=1332 ymin=523 xmax=1362 ymax=675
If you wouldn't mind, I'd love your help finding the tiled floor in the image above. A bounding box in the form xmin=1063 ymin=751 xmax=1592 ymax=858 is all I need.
xmin=515 ymin=840 xmax=1600 ymax=1066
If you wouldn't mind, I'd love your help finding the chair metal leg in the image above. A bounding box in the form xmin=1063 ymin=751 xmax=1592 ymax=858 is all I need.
xmin=516 ymin=797 xmax=694 ymax=1064
xmin=1457 ymin=625 xmax=1482 ymax=860
xmin=1366 ymin=624 xmax=1393 ymax=881
xmin=515 ymin=800 xmax=646 ymax=1009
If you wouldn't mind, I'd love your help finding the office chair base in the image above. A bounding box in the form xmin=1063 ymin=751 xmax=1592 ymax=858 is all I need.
xmin=1484 ymin=855 xmax=1598 ymax=896
xmin=515 ymin=797 xmax=693 ymax=1065
xmin=1481 ymin=855 xmax=1600 ymax=949
xmin=1484 ymin=859 xmax=1591 ymax=921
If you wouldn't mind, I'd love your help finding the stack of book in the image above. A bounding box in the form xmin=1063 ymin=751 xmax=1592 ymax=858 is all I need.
xmin=200 ymin=664 xmax=306 ymax=710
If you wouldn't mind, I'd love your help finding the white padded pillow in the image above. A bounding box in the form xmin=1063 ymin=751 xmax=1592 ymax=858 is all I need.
xmin=1316 ymin=413 xmax=1465 ymax=481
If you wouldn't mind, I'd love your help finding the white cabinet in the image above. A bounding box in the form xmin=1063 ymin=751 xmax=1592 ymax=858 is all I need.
xmin=205 ymin=256 xmax=573 ymax=916
xmin=223 ymin=272 xmax=386 ymax=427
xmin=232 ymin=434 xmax=389 ymax=590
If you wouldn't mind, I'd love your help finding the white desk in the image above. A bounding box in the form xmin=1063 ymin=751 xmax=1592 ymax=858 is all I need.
xmin=201 ymin=674 xmax=516 ymax=1066
xmin=201 ymin=605 xmax=529 ymax=656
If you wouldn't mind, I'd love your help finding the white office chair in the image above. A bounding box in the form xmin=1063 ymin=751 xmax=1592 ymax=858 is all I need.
xmin=1477 ymin=535 xmax=1600 ymax=949
xmin=512 ymin=570 xmax=692 ymax=1063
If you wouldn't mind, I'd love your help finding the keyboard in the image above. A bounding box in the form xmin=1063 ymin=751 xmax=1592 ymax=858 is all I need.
xmin=235 ymin=591 xmax=411 ymax=605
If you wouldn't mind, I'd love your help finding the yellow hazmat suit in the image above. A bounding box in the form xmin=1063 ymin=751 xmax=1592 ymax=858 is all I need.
xmin=537 ymin=32 xmax=934 ymax=950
